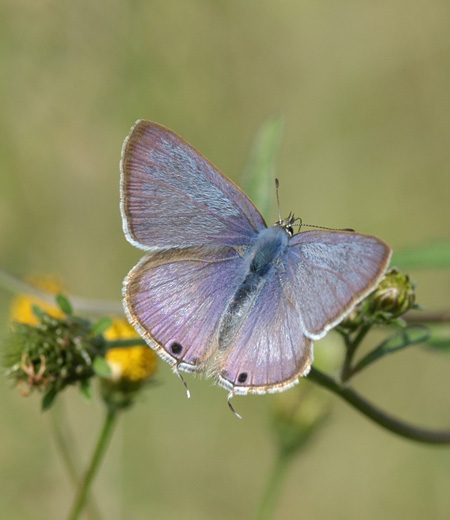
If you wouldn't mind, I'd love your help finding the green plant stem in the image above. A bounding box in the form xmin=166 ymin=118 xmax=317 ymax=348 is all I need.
xmin=106 ymin=338 xmax=146 ymax=348
xmin=50 ymin=403 xmax=103 ymax=520
xmin=340 ymin=323 xmax=371 ymax=382
xmin=67 ymin=408 xmax=118 ymax=520
xmin=0 ymin=268 xmax=122 ymax=315
xmin=50 ymin=404 xmax=80 ymax=488
xmin=254 ymin=451 xmax=291 ymax=520
xmin=308 ymin=367 xmax=450 ymax=444
xmin=404 ymin=310 xmax=450 ymax=323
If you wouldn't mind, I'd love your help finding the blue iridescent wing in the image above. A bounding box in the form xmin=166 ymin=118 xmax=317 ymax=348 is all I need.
xmin=284 ymin=230 xmax=392 ymax=339
xmin=120 ymin=120 xmax=267 ymax=251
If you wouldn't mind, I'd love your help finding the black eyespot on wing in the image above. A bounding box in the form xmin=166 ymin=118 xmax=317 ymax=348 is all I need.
xmin=237 ymin=372 xmax=248 ymax=383
xmin=171 ymin=342 xmax=183 ymax=355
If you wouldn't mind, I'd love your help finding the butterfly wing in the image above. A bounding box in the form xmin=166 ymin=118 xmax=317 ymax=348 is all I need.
xmin=120 ymin=120 xmax=267 ymax=251
xmin=121 ymin=120 xmax=391 ymax=400
xmin=215 ymin=264 xmax=313 ymax=395
xmin=215 ymin=229 xmax=390 ymax=395
xmin=284 ymin=230 xmax=392 ymax=339
xmin=124 ymin=246 xmax=249 ymax=372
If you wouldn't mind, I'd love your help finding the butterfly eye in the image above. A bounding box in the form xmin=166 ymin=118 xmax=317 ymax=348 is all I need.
xmin=170 ymin=342 xmax=183 ymax=355
xmin=237 ymin=372 xmax=248 ymax=383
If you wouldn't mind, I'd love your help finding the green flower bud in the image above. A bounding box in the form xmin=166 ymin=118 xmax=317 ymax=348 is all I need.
xmin=363 ymin=268 xmax=415 ymax=323
xmin=337 ymin=307 xmax=364 ymax=333
xmin=3 ymin=306 xmax=106 ymax=407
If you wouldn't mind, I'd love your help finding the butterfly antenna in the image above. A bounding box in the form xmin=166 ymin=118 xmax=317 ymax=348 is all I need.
xmin=174 ymin=366 xmax=191 ymax=399
xmin=275 ymin=178 xmax=282 ymax=223
xmin=302 ymin=223 xmax=355 ymax=232
xmin=292 ymin=216 xmax=303 ymax=228
xmin=227 ymin=391 xmax=242 ymax=419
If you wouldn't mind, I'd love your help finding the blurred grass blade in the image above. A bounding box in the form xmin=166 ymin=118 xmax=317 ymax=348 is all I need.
xmin=351 ymin=324 xmax=430 ymax=377
xmin=242 ymin=115 xmax=283 ymax=218
xmin=392 ymin=241 xmax=450 ymax=269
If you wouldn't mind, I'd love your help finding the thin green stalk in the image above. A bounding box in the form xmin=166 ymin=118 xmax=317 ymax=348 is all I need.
xmin=254 ymin=451 xmax=291 ymax=520
xmin=50 ymin=404 xmax=103 ymax=520
xmin=0 ymin=268 xmax=122 ymax=315
xmin=67 ymin=408 xmax=118 ymax=520
xmin=106 ymin=338 xmax=146 ymax=348
xmin=308 ymin=367 xmax=450 ymax=444
xmin=340 ymin=323 xmax=372 ymax=382
xmin=50 ymin=404 xmax=80 ymax=488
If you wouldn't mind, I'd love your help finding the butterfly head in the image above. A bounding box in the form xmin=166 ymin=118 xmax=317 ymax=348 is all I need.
xmin=275 ymin=213 xmax=302 ymax=237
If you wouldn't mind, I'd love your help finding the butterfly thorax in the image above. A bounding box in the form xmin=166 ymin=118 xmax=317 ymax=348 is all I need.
xmin=217 ymin=226 xmax=290 ymax=351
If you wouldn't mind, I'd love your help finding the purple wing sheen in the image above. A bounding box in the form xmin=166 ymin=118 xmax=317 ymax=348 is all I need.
xmin=123 ymin=247 xmax=248 ymax=372
xmin=120 ymin=120 xmax=266 ymax=251
xmin=215 ymin=265 xmax=313 ymax=395
xmin=284 ymin=230 xmax=392 ymax=339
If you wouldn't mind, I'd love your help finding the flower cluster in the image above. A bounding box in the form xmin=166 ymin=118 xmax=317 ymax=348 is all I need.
xmin=3 ymin=276 xmax=157 ymax=410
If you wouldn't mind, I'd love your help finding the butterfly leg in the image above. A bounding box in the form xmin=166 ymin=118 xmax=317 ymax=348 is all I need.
xmin=173 ymin=363 xmax=191 ymax=399
xmin=227 ymin=390 xmax=242 ymax=419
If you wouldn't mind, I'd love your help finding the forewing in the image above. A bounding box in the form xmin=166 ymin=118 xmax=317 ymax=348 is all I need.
xmin=120 ymin=120 xmax=266 ymax=251
xmin=123 ymin=247 xmax=247 ymax=372
xmin=215 ymin=267 xmax=313 ymax=395
xmin=285 ymin=230 xmax=392 ymax=339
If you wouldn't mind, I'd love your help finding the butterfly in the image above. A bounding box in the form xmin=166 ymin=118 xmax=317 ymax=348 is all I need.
xmin=120 ymin=120 xmax=391 ymax=415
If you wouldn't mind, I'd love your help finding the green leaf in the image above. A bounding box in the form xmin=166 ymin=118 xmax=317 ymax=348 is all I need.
xmin=56 ymin=293 xmax=73 ymax=315
xmin=92 ymin=316 xmax=113 ymax=336
xmin=242 ymin=115 xmax=283 ymax=218
xmin=392 ymin=242 xmax=450 ymax=269
xmin=32 ymin=304 xmax=46 ymax=321
xmin=93 ymin=356 xmax=113 ymax=377
xmin=351 ymin=324 xmax=430 ymax=377
xmin=426 ymin=338 xmax=450 ymax=354
xmin=80 ymin=380 xmax=93 ymax=401
xmin=42 ymin=388 xmax=58 ymax=411
xmin=425 ymin=326 xmax=450 ymax=354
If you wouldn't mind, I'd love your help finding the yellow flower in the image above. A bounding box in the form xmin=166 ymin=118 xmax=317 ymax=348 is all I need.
xmin=104 ymin=316 xmax=140 ymax=341
xmin=106 ymin=346 xmax=157 ymax=383
xmin=104 ymin=317 xmax=157 ymax=382
xmin=10 ymin=274 xmax=65 ymax=325
xmin=100 ymin=318 xmax=157 ymax=408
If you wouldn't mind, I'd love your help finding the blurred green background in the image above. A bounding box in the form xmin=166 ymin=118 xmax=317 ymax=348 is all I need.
xmin=1 ymin=1 xmax=450 ymax=519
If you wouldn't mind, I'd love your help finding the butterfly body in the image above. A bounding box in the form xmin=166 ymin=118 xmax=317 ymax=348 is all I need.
xmin=217 ymin=224 xmax=289 ymax=353
xmin=121 ymin=120 xmax=392 ymax=400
